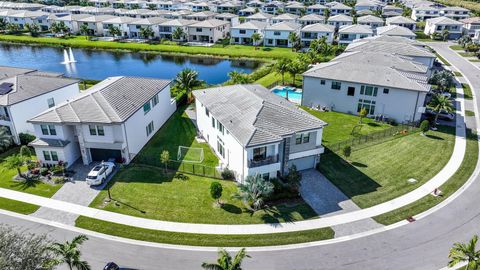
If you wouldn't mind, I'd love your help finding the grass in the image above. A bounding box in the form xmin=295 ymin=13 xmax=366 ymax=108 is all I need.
xmin=466 ymin=110 xmax=475 ymax=117
xmin=450 ymin=45 xmax=464 ymax=51
xmin=89 ymin=164 xmax=318 ymax=224
xmin=301 ymin=107 xmax=392 ymax=145
xmin=462 ymin=83 xmax=473 ymax=100
xmin=432 ymin=0 xmax=480 ymax=15
xmin=435 ymin=52 xmax=452 ymax=66
xmin=459 ymin=52 xmax=476 ymax=57
xmin=374 ymin=129 xmax=478 ymax=225
xmin=0 ymin=34 xmax=298 ymax=60
xmin=255 ymin=72 xmax=302 ymax=88
xmin=75 ymin=216 xmax=335 ymax=247
xmin=318 ymin=126 xmax=456 ymax=208
xmin=0 ymin=197 xmax=39 ymax=214
xmin=470 ymin=59 xmax=480 ymax=62
xmin=454 ymin=71 xmax=463 ymax=77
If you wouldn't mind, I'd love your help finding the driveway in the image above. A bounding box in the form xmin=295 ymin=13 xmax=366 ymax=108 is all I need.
xmin=300 ymin=169 xmax=382 ymax=237
xmin=30 ymin=161 xmax=117 ymax=225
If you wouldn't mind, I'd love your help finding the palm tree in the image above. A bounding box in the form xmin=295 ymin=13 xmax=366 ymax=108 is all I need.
xmin=234 ymin=174 xmax=274 ymax=211
xmin=174 ymin=68 xmax=204 ymax=102
xmin=172 ymin=27 xmax=185 ymax=41
xmin=288 ymin=59 xmax=308 ymax=86
xmin=47 ymin=235 xmax=91 ymax=270
xmin=274 ymin=58 xmax=291 ymax=85
xmin=80 ymin=24 xmax=90 ymax=40
xmin=228 ymin=70 xmax=251 ymax=84
xmin=0 ymin=18 xmax=6 ymax=31
xmin=442 ymin=29 xmax=450 ymax=41
xmin=0 ymin=126 xmax=12 ymax=151
xmin=4 ymin=154 xmax=26 ymax=178
xmin=202 ymin=248 xmax=250 ymax=270
xmin=429 ymin=93 xmax=454 ymax=125
xmin=139 ymin=26 xmax=154 ymax=39
xmin=309 ymin=36 xmax=332 ymax=56
xmin=108 ymin=25 xmax=121 ymax=38
xmin=288 ymin=32 xmax=300 ymax=52
xmin=25 ymin=23 xmax=40 ymax=37
xmin=448 ymin=235 xmax=480 ymax=270
xmin=251 ymin=32 xmax=261 ymax=49
xmin=6 ymin=23 xmax=20 ymax=34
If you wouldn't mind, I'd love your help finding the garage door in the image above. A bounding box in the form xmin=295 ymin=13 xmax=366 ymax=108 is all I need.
xmin=289 ymin=156 xmax=316 ymax=171
xmin=90 ymin=148 xmax=122 ymax=162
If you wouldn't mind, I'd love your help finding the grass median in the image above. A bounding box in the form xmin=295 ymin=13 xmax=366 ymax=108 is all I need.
xmin=0 ymin=197 xmax=39 ymax=214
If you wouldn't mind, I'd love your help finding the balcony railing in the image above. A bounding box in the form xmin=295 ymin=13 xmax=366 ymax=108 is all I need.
xmin=248 ymin=154 xmax=279 ymax=168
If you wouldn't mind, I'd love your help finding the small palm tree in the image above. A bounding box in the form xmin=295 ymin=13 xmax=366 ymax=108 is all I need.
xmin=172 ymin=27 xmax=186 ymax=41
xmin=448 ymin=235 xmax=480 ymax=270
xmin=48 ymin=235 xmax=91 ymax=270
xmin=139 ymin=26 xmax=154 ymax=39
xmin=288 ymin=32 xmax=300 ymax=52
xmin=0 ymin=18 xmax=6 ymax=31
xmin=288 ymin=59 xmax=308 ymax=86
xmin=174 ymin=68 xmax=204 ymax=102
xmin=108 ymin=25 xmax=121 ymax=38
xmin=202 ymin=248 xmax=250 ymax=270
xmin=274 ymin=58 xmax=291 ymax=85
xmin=429 ymin=94 xmax=454 ymax=125
xmin=80 ymin=24 xmax=90 ymax=39
xmin=4 ymin=153 xmax=26 ymax=178
xmin=25 ymin=23 xmax=40 ymax=37
xmin=6 ymin=23 xmax=20 ymax=34
xmin=0 ymin=126 xmax=12 ymax=151
xmin=251 ymin=32 xmax=261 ymax=49
xmin=234 ymin=174 xmax=274 ymax=211
xmin=442 ymin=29 xmax=450 ymax=41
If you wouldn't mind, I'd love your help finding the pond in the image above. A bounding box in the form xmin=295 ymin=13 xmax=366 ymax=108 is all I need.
xmin=0 ymin=43 xmax=262 ymax=84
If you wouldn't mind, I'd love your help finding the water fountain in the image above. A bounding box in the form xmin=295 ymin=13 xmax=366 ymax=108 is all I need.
xmin=68 ymin=47 xmax=76 ymax=63
xmin=61 ymin=47 xmax=76 ymax=64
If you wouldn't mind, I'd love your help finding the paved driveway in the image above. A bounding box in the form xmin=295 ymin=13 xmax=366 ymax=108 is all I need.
xmin=31 ymin=161 xmax=117 ymax=225
xmin=300 ymin=169 xmax=382 ymax=237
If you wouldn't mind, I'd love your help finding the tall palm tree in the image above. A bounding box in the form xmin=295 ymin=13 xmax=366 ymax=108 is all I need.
xmin=274 ymin=58 xmax=291 ymax=85
xmin=47 ymin=235 xmax=91 ymax=270
xmin=288 ymin=59 xmax=308 ymax=86
xmin=80 ymin=24 xmax=90 ymax=39
xmin=288 ymin=32 xmax=300 ymax=52
xmin=108 ymin=25 xmax=121 ymax=38
xmin=25 ymin=23 xmax=40 ymax=37
xmin=251 ymin=32 xmax=261 ymax=49
xmin=174 ymin=68 xmax=204 ymax=101
xmin=429 ymin=93 xmax=454 ymax=125
xmin=201 ymin=248 xmax=250 ymax=270
xmin=4 ymin=153 xmax=26 ymax=178
xmin=0 ymin=18 xmax=6 ymax=31
xmin=0 ymin=126 xmax=12 ymax=151
xmin=172 ymin=27 xmax=186 ymax=41
xmin=139 ymin=26 xmax=154 ymax=39
xmin=448 ymin=235 xmax=480 ymax=270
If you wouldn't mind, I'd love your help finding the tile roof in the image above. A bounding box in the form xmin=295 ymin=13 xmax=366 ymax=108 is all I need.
xmin=376 ymin=25 xmax=416 ymax=37
xmin=301 ymin=23 xmax=335 ymax=32
xmin=265 ymin=21 xmax=301 ymax=31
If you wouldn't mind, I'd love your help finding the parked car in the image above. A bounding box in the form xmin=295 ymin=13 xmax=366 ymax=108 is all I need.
xmin=86 ymin=162 xmax=116 ymax=185
xmin=425 ymin=108 xmax=455 ymax=121
xmin=103 ymin=262 xmax=119 ymax=270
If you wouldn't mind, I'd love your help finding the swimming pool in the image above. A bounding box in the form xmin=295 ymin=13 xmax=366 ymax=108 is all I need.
xmin=272 ymin=87 xmax=302 ymax=103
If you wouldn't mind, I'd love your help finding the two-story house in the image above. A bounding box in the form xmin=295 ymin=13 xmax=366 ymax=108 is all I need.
xmin=127 ymin=17 xmax=168 ymax=38
xmin=231 ymin=21 xmax=267 ymax=45
xmin=306 ymin=4 xmax=327 ymax=15
xmin=193 ymin=84 xmax=326 ymax=182
xmin=356 ymin=15 xmax=384 ymax=31
xmin=102 ymin=16 xmax=138 ymax=37
xmin=411 ymin=6 xmax=440 ymax=21
xmin=326 ymin=1 xmax=352 ymax=16
xmin=264 ymin=22 xmax=302 ymax=47
xmin=271 ymin=13 xmax=299 ymax=24
xmin=461 ymin=17 xmax=480 ymax=37
xmin=245 ymin=12 xmax=274 ymax=24
xmin=377 ymin=25 xmax=416 ymax=39
xmin=424 ymin=16 xmax=463 ymax=39
xmin=187 ymin=19 xmax=230 ymax=43
xmin=298 ymin=14 xmax=325 ymax=26
xmin=300 ymin=23 xmax=335 ymax=46
xmin=440 ymin=6 xmax=469 ymax=21
xmin=327 ymin=14 xmax=353 ymax=31
xmin=158 ymin=19 xmax=196 ymax=41
xmin=77 ymin=15 xmax=116 ymax=36
xmin=338 ymin=24 xmax=373 ymax=44
xmin=386 ymin=15 xmax=417 ymax=30
xmin=28 ymin=76 xmax=176 ymax=167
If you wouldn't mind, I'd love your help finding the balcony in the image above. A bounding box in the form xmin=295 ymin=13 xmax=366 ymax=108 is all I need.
xmin=248 ymin=154 xmax=279 ymax=168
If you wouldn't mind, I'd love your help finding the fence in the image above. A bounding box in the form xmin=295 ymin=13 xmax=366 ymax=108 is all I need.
xmin=326 ymin=123 xmax=418 ymax=153
xmin=133 ymin=155 xmax=223 ymax=179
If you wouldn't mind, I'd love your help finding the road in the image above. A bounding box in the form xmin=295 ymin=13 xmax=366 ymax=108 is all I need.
xmin=2 ymin=42 xmax=480 ymax=270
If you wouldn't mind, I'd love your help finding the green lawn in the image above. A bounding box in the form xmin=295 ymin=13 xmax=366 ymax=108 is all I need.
xmin=301 ymin=107 xmax=392 ymax=145
xmin=0 ymin=34 xmax=297 ymax=60
xmin=75 ymin=216 xmax=334 ymax=247
xmin=0 ymin=197 xmax=39 ymax=214
xmin=89 ymin=164 xmax=317 ymax=224
xmin=458 ymin=52 xmax=475 ymax=57
xmin=466 ymin=110 xmax=475 ymax=117
xmin=374 ymin=129 xmax=478 ymax=225
xmin=318 ymin=126 xmax=456 ymax=208
xmin=470 ymin=59 xmax=480 ymax=62
xmin=462 ymin=83 xmax=473 ymax=100
xmin=450 ymin=45 xmax=464 ymax=51
xmin=453 ymin=71 xmax=463 ymax=77
xmin=255 ymin=72 xmax=302 ymax=88
xmin=435 ymin=52 xmax=452 ymax=66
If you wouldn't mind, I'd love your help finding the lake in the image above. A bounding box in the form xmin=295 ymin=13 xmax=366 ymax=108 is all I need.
xmin=0 ymin=43 xmax=262 ymax=84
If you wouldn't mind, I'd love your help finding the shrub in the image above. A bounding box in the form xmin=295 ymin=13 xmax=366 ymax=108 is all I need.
xmin=284 ymin=165 xmax=302 ymax=191
xmin=27 ymin=162 xmax=36 ymax=171
xmin=342 ymin=145 xmax=352 ymax=159
xmin=51 ymin=176 xmax=65 ymax=184
xmin=210 ymin=181 xmax=223 ymax=204
xmin=420 ymin=120 xmax=429 ymax=134
xmin=50 ymin=165 xmax=64 ymax=175
xmin=221 ymin=168 xmax=235 ymax=180
xmin=40 ymin=168 xmax=49 ymax=176
xmin=19 ymin=133 xmax=35 ymax=145
xmin=268 ymin=178 xmax=300 ymax=201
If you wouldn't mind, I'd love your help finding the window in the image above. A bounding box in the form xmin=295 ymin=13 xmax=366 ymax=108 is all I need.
xmin=43 ymin=151 xmax=51 ymax=161
xmin=347 ymin=87 xmax=355 ymax=96
xmin=217 ymin=120 xmax=224 ymax=135
xmin=360 ymin=85 xmax=378 ymax=96
xmin=97 ymin=125 xmax=105 ymax=136
xmin=41 ymin=125 xmax=56 ymax=136
xmin=212 ymin=117 xmax=216 ymax=128
xmin=303 ymin=132 xmax=310 ymax=143
xmin=146 ymin=121 xmax=154 ymax=136
xmin=273 ymin=31 xmax=281 ymax=35
xmin=357 ymin=99 xmax=376 ymax=115
xmin=196 ymin=27 xmax=202 ymax=32
xmin=217 ymin=137 xmax=225 ymax=158
xmin=383 ymin=88 xmax=389 ymax=94
xmin=296 ymin=132 xmax=310 ymax=144
xmin=331 ymin=81 xmax=341 ymax=90
xmin=320 ymin=79 xmax=325 ymax=85
xmin=47 ymin=98 xmax=55 ymax=108
xmin=262 ymin=173 xmax=270 ymax=180
xmin=253 ymin=146 xmax=267 ymax=161
xmin=205 ymin=108 xmax=209 ymax=117
xmin=239 ymin=29 xmax=246 ymax=34
xmin=151 ymin=94 xmax=159 ymax=107
xmin=48 ymin=125 xmax=56 ymax=135
xmin=143 ymin=101 xmax=151 ymax=114
xmin=295 ymin=133 xmax=302 ymax=144
xmin=51 ymin=151 xmax=58 ymax=161
xmin=41 ymin=125 xmax=49 ymax=135
xmin=89 ymin=125 xmax=104 ymax=136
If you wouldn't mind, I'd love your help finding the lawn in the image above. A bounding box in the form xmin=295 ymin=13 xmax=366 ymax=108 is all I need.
xmin=318 ymin=126 xmax=456 ymax=208
xmin=0 ymin=34 xmax=297 ymax=60
xmin=301 ymin=107 xmax=392 ymax=145
xmin=466 ymin=110 xmax=475 ymax=117
xmin=453 ymin=71 xmax=463 ymax=77
xmin=89 ymin=164 xmax=317 ymax=224
xmin=75 ymin=216 xmax=335 ymax=247
xmin=450 ymin=45 xmax=464 ymax=51
xmin=255 ymin=72 xmax=302 ymax=88
xmin=435 ymin=52 xmax=452 ymax=66
xmin=374 ymin=129 xmax=478 ymax=225
xmin=0 ymin=197 xmax=39 ymax=214
xmin=462 ymin=83 xmax=473 ymax=100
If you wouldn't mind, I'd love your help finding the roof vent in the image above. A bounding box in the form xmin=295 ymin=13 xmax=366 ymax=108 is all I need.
xmin=0 ymin=82 xmax=14 ymax=95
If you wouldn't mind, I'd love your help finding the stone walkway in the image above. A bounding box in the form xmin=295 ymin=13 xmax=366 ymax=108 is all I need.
xmin=300 ymin=170 xmax=382 ymax=237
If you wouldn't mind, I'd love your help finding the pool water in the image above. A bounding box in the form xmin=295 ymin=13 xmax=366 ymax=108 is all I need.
xmin=272 ymin=87 xmax=303 ymax=102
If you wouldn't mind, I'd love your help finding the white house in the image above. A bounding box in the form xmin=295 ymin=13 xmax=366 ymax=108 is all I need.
xmin=187 ymin=19 xmax=230 ymax=43
xmin=440 ymin=6 xmax=469 ymax=21
xmin=0 ymin=66 xmax=80 ymax=144
xmin=354 ymin=0 xmax=382 ymax=12
xmin=238 ymin=7 xmax=256 ymax=17
xmin=264 ymin=22 xmax=301 ymax=47
xmin=284 ymin=2 xmax=305 ymax=16
xmin=306 ymin=4 xmax=327 ymax=15
xmin=158 ymin=19 xmax=196 ymax=40
xmin=300 ymin=23 xmax=335 ymax=46
xmin=338 ymin=24 xmax=373 ymax=44
xmin=28 ymin=76 xmax=176 ymax=167
xmin=231 ymin=21 xmax=267 ymax=45
xmin=77 ymin=15 xmax=116 ymax=36
xmin=356 ymin=15 xmax=384 ymax=30
xmin=461 ymin=17 xmax=480 ymax=37
xmin=271 ymin=13 xmax=298 ymax=24
xmin=193 ymin=84 xmax=326 ymax=181
xmin=376 ymin=25 xmax=416 ymax=39
xmin=327 ymin=14 xmax=353 ymax=30
xmin=424 ymin=16 xmax=463 ymax=39
xmin=245 ymin=12 xmax=273 ymax=24
xmin=102 ymin=16 xmax=137 ymax=37
xmin=386 ymin=15 xmax=416 ymax=30
xmin=127 ymin=17 xmax=168 ymax=38
xmin=49 ymin=14 xmax=93 ymax=34
xmin=326 ymin=1 xmax=352 ymax=16
xmin=411 ymin=6 xmax=439 ymax=21
xmin=298 ymin=14 xmax=325 ymax=26
xmin=214 ymin=12 xmax=240 ymax=27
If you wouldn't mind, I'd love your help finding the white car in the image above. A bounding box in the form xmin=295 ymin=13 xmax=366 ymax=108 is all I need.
xmin=86 ymin=162 xmax=115 ymax=186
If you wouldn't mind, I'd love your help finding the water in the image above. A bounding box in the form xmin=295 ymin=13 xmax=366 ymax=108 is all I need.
xmin=272 ymin=86 xmax=302 ymax=102
xmin=0 ymin=43 xmax=261 ymax=84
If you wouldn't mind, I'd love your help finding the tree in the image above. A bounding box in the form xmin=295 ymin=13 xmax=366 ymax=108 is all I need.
xmin=172 ymin=27 xmax=186 ymax=41
xmin=458 ymin=35 xmax=472 ymax=48
xmin=342 ymin=145 xmax=352 ymax=160
xmin=420 ymin=120 xmax=429 ymax=135
xmin=358 ymin=107 xmax=368 ymax=123
xmin=441 ymin=29 xmax=450 ymax=41
xmin=274 ymin=58 xmax=291 ymax=85
xmin=288 ymin=32 xmax=300 ymax=52
xmin=4 ymin=154 xmax=26 ymax=178
xmin=285 ymin=165 xmax=301 ymax=191
xmin=160 ymin=150 xmax=169 ymax=173
xmin=19 ymin=145 xmax=32 ymax=160
xmin=0 ymin=225 xmax=56 ymax=270
xmin=174 ymin=68 xmax=204 ymax=101
xmin=50 ymin=21 xmax=69 ymax=36
xmin=251 ymin=32 xmax=261 ymax=49
xmin=234 ymin=174 xmax=274 ymax=211
xmin=309 ymin=36 xmax=333 ymax=57
xmin=80 ymin=24 xmax=90 ymax=40
xmin=139 ymin=26 xmax=154 ymax=39
xmin=108 ymin=25 xmax=121 ymax=38
xmin=0 ymin=18 xmax=6 ymax=31
xmin=228 ymin=70 xmax=251 ymax=84
xmin=6 ymin=23 xmax=20 ymax=34
xmin=288 ymin=59 xmax=309 ymax=86
xmin=202 ymin=248 xmax=250 ymax=270
xmin=448 ymin=235 xmax=480 ymax=270
xmin=428 ymin=70 xmax=454 ymax=91
xmin=47 ymin=235 xmax=91 ymax=270
xmin=0 ymin=126 xmax=12 ymax=151
xmin=210 ymin=181 xmax=223 ymax=205
xmin=25 ymin=23 xmax=40 ymax=37
xmin=429 ymin=93 xmax=454 ymax=126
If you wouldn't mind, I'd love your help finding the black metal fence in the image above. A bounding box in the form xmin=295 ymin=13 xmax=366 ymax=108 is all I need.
xmin=133 ymin=155 xmax=223 ymax=179
xmin=326 ymin=123 xmax=418 ymax=153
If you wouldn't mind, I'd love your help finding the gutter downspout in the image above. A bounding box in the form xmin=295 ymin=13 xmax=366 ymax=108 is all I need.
xmin=122 ymin=124 xmax=131 ymax=164
xmin=413 ymin=91 xmax=420 ymax=123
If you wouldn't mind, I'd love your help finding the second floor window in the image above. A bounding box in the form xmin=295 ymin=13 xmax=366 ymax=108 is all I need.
xmin=143 ymin=101 xmax=151 ymax=114
xmin=151 ymin=94 xmax=159 ymax=107
xmin=295 ymin=132 xmax=310 ymax=144
xmin=205 ymin=108 xmax=209 ymax=116
xmin=239 ymin=29 xmax=246 ymax=34
xmin=89 ymin=125 xmax=105 ymax=136
xmin=146 ymin=121 xmax=154 ymax=136
xmin=217 ymin=120 xmax=224 ymax=135
xmin=41 ymin=124 xmax=56 ymax=136
xmin=47 ymin=98 xmax=55 ymax=108
xmin=273 ymin=31 xmax=281 ymax=36
xmin=253 ymin=146 xmax=267 ymax=161
xmin=331 ymin=81 xmax=341 ymax=90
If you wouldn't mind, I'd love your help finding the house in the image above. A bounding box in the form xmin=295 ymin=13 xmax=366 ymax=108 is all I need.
xmin=338 ymin=24 xmax=373 ymax=44
xmin=239 ymin=7 xmax=257 ymax=17
xmin=302 ymin=58 xmax=431 ymax=123
xmin=386 ymin=15 xmax=416 ymax=30
xmin=356 ymin=15 xmax=384 ymax=30
xmin=0 ymin=66 xmax=80 ymax=144
xmin=382 ymin=5 xmax=402 ymax=16
xmin=28 ymin=76 xmax=176 ymax=167
xmin=186 ymin=11 xmax=217 ymax=21
xmin=271 ymin=13 xmax=299 ymax=24
xmin=327 ymin=14 xmax=353 ymax=30
xmin=355 ymin=0 xmax=382 ymax=12
xmin=214 ymin=13 xmax=239 ymax=26
xmin=190 ymin=2 xmax=210 ymax=12
xmin=102 ymin=16 xmax=138 ymax=37
xmin=474 ymin=29 xmax=480 ymax=44
xmin=158 ymin=19 xmax=196 ymax=40
xmin=461 ymin=17 xmax=480 ymax=37
xmin=262 ymin=2 xmax=284 ymax=15
xmin=440 ymin=6 xmax=469 ymax=21
xmin=127 ymin=17 xmax=168 ymax=38
xmin=424 ymin=16 xmax=463 ymax=39
xmin=245 ymin=12 xmax=274 ymax=24
xmin=231 ymin=21 xmax=267 ymax=45
xmin=376 ymin=25 xmax=416 ymax=39
xmin=193 ymin=84 xmax=326 ymax=181
xmin=187 ymin=19 xmax=230 ymax=43
xmin=264 ymin=22 xmax=302 ymax=47
xmin=411 ymin=6 xmax=439 ymax=21
xmin=298 ymin=14 xmax=325 ymax=26
xmin=49 ymin=14 xmax=93 ymax=34
xmin=77 ymin=15 xmax=116 ymax=36
xmin=216 ymin=2 xmax=241 ymax=14
xmin=300 ymin=23 xmax=335 ymax=46
xmin=284 ymin=2 xmax=305 ymax=16
xmin=326 ymin=1 xmax=352 ymax=16
xmin=4 ymin=10 xmax=50 ymax=30
xmin=306 ymin=4 xmax=327 ymax=15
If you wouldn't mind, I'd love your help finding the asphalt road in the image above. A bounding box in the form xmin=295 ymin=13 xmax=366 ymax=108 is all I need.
xmin=2 ymin=42 xmax=480 ymax=270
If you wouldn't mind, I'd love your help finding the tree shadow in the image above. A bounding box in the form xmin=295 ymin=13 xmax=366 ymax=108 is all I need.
xmin=112 ymin=199 xmax=147 ymax=214
xmin=260 ymin=207 xmax=297 ymax=224
xmin=351 ymin=161 xmax=368 ymax=168
xmin=221 ymin=203 xmax=242 ymax=214
xmin=426 ymin=134 xmax=445 ymax=140
xmin=10 ymin=178 xmax=42 ymax=191
xmin=367 ymin=122 xmax=381 ymax=127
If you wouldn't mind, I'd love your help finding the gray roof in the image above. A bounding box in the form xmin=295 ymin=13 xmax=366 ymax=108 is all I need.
xmin=298 ymin=14 xmax=325 ymax=22
xmin=129 ymin=17 xmax=168 ymax=25
xmin=29 ymin=76 xmax=170 ymax=124
xmin=159 ymin=19 xmax=197 ymax=26
xmin=272 ymin=13 xmax=299 ymax=20
xmin=246 ymin=12 xmax=274 ymax=20
xmin=0 ymin=66 xmax=36 ymax=79
xmin=301 ymin=23 xmax=335 ymax=32
xmin=426 ymin=16 xmax=463 ymax=25
xmin=265 ymin=21 xmax=301 ymax=31
xmin=193 ymin=84 xmax=326 ymax=147
xmin=190 ymin=19 xmax=229 ymax=28
xmin=386 ymin=15 xmax=416 ymax=24
xmin=338 ymin=24 xmax=372 ymax=34
xmin=357 ymin=15 xmax=384 ymax=23
xmin=376 ymin=25 xmax=416 ymax=37
xmin=327 ymin=14 xmax=353 ymax=22
xmin=29 ymin=138 xmax=70 ymax=148
xmin=346 ymin=39 xmax=434 ymax=58
xmin=326 ymin=1 xmax=352 ymax=10
xmin=232 ymin=20 xmax=268 ymax=30
xmin=362 ymin=35 xmax=425 ymax=46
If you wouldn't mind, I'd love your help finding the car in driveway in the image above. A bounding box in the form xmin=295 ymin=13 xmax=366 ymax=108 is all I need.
xmin=86 ymin=162 xmax=116 ymax=186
